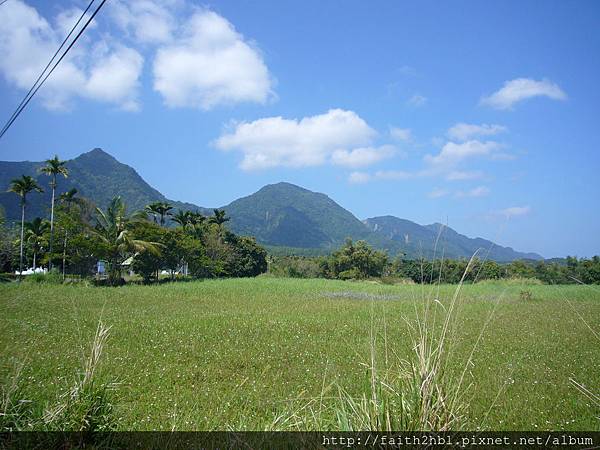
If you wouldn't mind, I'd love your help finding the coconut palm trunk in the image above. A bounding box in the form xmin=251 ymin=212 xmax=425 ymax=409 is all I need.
xmin=41 ymin=156 xmax=69 ymax=271
xmin=19 ymin=201 xmax=25 ymax=278
xmin=62 ymin=229 xmax=68 ymax=281
xmin=48 ymin=174 xmax=56 ymax=269
xmin=8 ymin=175 xmax=44 ymax=280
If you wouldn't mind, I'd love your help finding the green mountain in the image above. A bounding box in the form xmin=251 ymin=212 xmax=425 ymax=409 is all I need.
xmin=221 ymin=182 xmax=398 ymax=252
xmin=364 ymin=215 xmax=542 ymax=261
xmin=0 ymin=148 xmax=543 ymax=260
xmin=0 ymin=148 xmax=208 ymax=221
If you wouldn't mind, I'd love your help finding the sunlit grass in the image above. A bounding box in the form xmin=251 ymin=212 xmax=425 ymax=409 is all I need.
xmin=0 ymin=278 xmax=598 ymax=430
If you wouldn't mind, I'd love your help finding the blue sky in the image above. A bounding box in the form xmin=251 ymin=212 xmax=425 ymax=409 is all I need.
xmin=1 ymin=0 xmax=599 ymax=258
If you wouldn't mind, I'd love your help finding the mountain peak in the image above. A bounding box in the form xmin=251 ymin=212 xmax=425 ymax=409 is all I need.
xmin=259 ymin=182 xmax=312 ymax=193
xmin=76 ymin=148 xmax=116 ymax=161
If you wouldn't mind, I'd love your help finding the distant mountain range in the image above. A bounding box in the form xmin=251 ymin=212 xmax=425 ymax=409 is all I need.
xmin=0 ymin=148 xmax=543 ymax=261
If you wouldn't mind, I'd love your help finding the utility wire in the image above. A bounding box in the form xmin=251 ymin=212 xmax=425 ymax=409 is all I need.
xmin=0 ymin=0 xmax=97 ymax=139
xmin=0 ymin=0 xmax=108 ymax=140
xmin=0 ymin=0 xmax=11 ymax=7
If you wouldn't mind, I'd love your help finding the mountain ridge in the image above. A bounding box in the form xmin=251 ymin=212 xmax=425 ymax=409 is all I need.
xmin=363 ymin=216 xmax=542 ymax=261
xmin=0 ymin=148 xmax=543 ymax=261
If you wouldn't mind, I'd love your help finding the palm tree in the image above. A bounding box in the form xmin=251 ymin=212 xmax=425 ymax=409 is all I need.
xmin=41 ymin=155 xmax=69 ymax=269
xmin=188 ymin=211 xmax=206 ymax=226
xmin=209 ymin=209 xmax=230 ymax=226
xmin=93 ymin=197 xmax=161 ymax=284
xmin=172 ymin=210 xmax=191 ymax=227
xmin=8 ymin=175 xmax=44 ymax=278
xmin=58 ymin=188 xmax=90 ymax=279
xmin=145 ymin=202 xmax=162 ymax=224
xmin=59 ymin=188 xmax=95 ymax=224
xmin=156 ymin=202 xmax=173 ymax=226
xmin=24 ymin=217 xmax=50 ymax=269
xmin=59 ymin=188 xmax=79 ymax=205
xmin=145 ymin=201 xmax=173 ymax=226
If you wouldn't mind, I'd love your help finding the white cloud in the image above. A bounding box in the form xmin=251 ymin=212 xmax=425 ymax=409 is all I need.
xmin=374 ymin=170 xmax=414 ymax=180
xmin=347 ymin=169 xmax=417 ymax=184
xmin=445 ymin=170 xmax=484 ymax=181
xmin=109 ymin=0 xmax=177 ymax=44
xmin=481 ymin=78 xmax=567 ymax=110
xmin=389 ymin=127 xmax=412 ymax=142
xmin=55 ymin=7 xmax=96 ymax=37
xmin=495 ymin=206 xmax=531 ymax=218
xmin=425 ymin=140 xmax=501 ymax=168
xmin=85 ymin=46 xmax=144 ymax=111
xmin=214 ymin=109 xmax=377 ymax=171
xmin=153 ymin=10 xmax=274 ymax=109
xmin=407 ymin=94 xmax=427 ymax=107
xmin=0 ymin=0 xmax=143 ymax=110
xmin=428 ymin=188 xmax=449 ymax=199
xmin=332 ymin=145 xmax=395 ymax=168
xmin=348 ymin=171 xmax=371 ymax=184
xmin=455 ymin=186 xmax=490 ymax=198
xmin=447 ymin=123 xmax=507 ymax=141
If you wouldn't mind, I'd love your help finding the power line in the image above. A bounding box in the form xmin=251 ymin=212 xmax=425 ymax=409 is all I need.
xmin=0 ymin=0 xmax=97 ymax=139
xmin=0 ymin=0 xmax=12 ymax=7
xmin=0 ymin=0 xmax=108 ymax=140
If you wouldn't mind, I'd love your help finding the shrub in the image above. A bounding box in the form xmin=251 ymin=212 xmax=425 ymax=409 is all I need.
xmin=323 ymin=239 xmax=388 ymax=280
xmin=267 ymin=256 xmax=324 ymax=279
xmin=22 ymin=269 xmax=63 ymax=284
xmin=519 ymin=290 xmax=533 ymax=301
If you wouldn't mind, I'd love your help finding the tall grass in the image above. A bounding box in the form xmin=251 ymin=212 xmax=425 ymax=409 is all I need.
xmin=43 ymin=321 xmax=117 ymax=431
xmin=0 ymin=358 xmax=31 ymax=431
xmin=0 ymin=321 xmax=117 ymax=432
xmin=273 ymin=251 xmax=506 ymax=431
xmin=560 ymin=279 xmax=600 ymax=416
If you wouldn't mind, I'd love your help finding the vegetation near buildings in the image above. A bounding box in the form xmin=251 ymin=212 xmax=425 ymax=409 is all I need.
xmin=2 ymin=167 xmax=268 ymax=284
xmin=24 ymin=217 xmax=50 ymax=270
xmin=8 ymin=175 xmax=44 ymax=278
xmin=92 ymin=197 xmax=162 ymax=285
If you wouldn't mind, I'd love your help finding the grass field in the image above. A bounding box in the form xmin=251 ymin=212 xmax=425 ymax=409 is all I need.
xmin=1 ymin=277 xmax=599 ymax=431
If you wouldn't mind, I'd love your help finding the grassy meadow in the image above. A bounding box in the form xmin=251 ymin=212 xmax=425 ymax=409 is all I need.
xmin=1 ymin=277 xmax=599 ymax=431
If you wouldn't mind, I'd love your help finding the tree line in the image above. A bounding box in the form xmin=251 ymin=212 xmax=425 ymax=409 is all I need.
xmin=1 ymin=155 xmax=267 ymax=284
xmin=268 ymin=239 xmax=600 ymax=284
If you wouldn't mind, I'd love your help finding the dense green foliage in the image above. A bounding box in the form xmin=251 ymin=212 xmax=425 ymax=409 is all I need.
xmin=1 ymin=279 xmax=598 ymax=430
xmin=0 ymin=211 xmax=17 ymax=273
xmin=321 ymin=239 xmax=389 ymax=279
xmin=266 ymin=240 xmax=600 ymax=285
xmin=267 ymin=255 xmax=325 ymax=278
xmin=390 ymin=256 xmax=600 ymax=285
xmin=0 ymin=185 xmax=267 ymax=283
